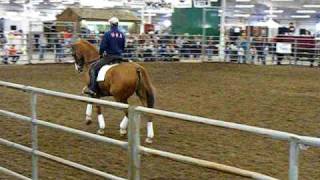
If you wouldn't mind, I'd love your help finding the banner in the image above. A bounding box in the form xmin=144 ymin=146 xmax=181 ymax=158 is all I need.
xmin=172 ymin=0 xmax=192 ymax=8
xmin=193 ymin=0 xmax=211 ymax=8
xmin=276 ymin=43 xmax=292 ymax=54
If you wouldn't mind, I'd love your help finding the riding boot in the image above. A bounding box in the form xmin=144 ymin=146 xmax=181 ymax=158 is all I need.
xmin=84 ymin=68 xmax=97 ymax=97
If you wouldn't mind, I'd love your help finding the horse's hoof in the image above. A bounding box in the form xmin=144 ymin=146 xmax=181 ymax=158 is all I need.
xmin=120 ymin=129 xmax=127 ymax=136
xmin=85 ymin=116 xmax=92 ymax=125
xmin=97 ymin=129 xmax=104 ymax=135
xmin=145 ymin=138 xmax=153 ymax=144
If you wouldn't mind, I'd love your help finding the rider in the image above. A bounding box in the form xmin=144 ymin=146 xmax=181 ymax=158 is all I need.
xmin=84 ymin=17 xmax=126 ymax=97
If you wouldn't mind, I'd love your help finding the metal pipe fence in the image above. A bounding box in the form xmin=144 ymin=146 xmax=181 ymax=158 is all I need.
xmin=0 ymin=81 xmax=319 ymax=179
xmin=1 ymin=31 xmax=320 ymax=66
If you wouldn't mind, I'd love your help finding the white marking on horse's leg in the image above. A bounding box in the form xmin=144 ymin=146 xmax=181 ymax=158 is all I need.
xmin=146 ymin=122 xmax=154 ymax=144
xmin=85 ymin=104 xmax=93 ymax=124
xmin=82 ymin=86 xmax=88 ymax=94
xmin=120 ymin=116 xmax=128 ymax=136
xmin=74 ymin=63 xmax=78 ymax=71
xmin=98 ymin=114 xmax=106 ymax=129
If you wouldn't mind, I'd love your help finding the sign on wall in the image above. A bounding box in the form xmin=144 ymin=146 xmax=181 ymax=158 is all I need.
xmin=276 ymin=43 xmax=292 ymax=54
xmin=172 ymin=0 xmax=192 ymax=8
xmin=193 ymin=0 xmax=211 ymax=8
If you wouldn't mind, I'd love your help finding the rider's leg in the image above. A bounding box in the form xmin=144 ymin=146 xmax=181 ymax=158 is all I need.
xmin=85 ymin=58 xmax=109 ymax=96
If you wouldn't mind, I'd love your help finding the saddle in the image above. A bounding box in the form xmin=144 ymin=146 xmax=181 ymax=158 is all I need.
xmin=88 ymin=55 xmax=128 ymax=95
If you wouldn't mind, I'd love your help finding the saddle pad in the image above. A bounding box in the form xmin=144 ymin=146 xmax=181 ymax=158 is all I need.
xmin=97 ymin=64 xmax=118 ymax=82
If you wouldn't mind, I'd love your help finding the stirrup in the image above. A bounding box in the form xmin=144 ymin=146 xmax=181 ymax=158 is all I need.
xmin=83 ymin=88 xmax=97 ymax=97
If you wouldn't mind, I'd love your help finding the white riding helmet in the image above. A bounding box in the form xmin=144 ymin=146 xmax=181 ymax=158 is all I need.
xmin=109 ymin=17 xmax=119 ymax=25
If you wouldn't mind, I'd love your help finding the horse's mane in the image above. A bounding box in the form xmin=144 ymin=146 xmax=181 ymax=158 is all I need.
xmin=80 ymin=39 xmax=98 ymax=51
xmin=74 ymin=39 xmax=100 ymax=62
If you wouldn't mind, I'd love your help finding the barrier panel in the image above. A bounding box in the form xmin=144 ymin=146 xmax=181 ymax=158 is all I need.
xmin=1 ymin=80 xmax=320 ymax=179
xmin=1 ymin=28 xmax=320 ymax=67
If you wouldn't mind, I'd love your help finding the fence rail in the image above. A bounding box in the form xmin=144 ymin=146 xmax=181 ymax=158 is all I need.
xmin=0 ymin=80 xmax=320 ymax=179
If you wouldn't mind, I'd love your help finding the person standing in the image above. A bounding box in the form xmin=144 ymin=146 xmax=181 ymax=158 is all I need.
xmin=39 ymin=34 xmax=47 ymax=60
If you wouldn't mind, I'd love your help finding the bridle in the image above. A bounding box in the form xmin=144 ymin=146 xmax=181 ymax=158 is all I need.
xmin=72 ymin=44 xmax=100 ymax=73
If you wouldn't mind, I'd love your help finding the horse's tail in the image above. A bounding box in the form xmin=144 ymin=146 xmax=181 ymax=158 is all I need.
xmin=136 ymin=66 xmax=155 ymax=108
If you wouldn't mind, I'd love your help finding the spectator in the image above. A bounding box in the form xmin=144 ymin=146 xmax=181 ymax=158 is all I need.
xmin=2 ymin=44 xmax=9 ymax=64
xmin=39 ymin=34 xmax=47 ymax=60
xmin=249 ymin=46 xmax=257 ymax=64
xmin=253 ymin=36 xmax=264 ymax=64
xmin=63 ymin=29 xmax=73 ymax=46
xmin=87 ymin=33 xmax=98 ymax=45
xmin=238 ymin=46 xmax=245 ymax=64
xmin=262 ymin=46 xmax=269 ymax=65
xmin=7 ymin=44 xmax=19 ymax=63
xmin=143 ymin=41 xmax=154 ymax=61
xmin=207 ymin=37 xmax=215 ymax=60
xmin=237 ymin=35 xmax=249 ymax=63
xmin=0 ymin=32 xmax=7 ymax=49
xmin=54 ymin=33 xmax=64 ymax=62
xmin=224 ymin=43 xmax=231 ymax=62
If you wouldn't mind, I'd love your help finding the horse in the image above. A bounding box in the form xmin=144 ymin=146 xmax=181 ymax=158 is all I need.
xmin=71 ymin=39 xmax=156 ymax=143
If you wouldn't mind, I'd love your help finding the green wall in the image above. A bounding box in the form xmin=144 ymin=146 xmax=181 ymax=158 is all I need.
xmin=171 ymin=5 xmax=220 ymax=36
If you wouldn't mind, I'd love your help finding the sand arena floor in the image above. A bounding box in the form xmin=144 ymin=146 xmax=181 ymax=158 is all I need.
xmin=0 ymin=62 xmax=320 ymax=180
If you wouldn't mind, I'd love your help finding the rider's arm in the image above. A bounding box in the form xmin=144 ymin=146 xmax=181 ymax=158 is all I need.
xmin=121 ymin=33 xmax=126 ymax=51
xmin=99 ymin=32 xmax=108 ymax=56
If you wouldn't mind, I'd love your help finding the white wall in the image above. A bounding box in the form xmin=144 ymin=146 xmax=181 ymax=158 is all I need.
xmin=4 ymin=19 xmax=23 ymax=32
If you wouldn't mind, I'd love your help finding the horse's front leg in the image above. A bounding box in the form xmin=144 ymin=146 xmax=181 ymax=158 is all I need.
xmin=120 ymin=109 xmax=129 ymax=136
xmin=85 ymin=103 xmax=93 ymax=125
xmin=96 ymin=105 xmax=105 ymax=135
xmin=146 ymin=117 xmax=154 ymax=144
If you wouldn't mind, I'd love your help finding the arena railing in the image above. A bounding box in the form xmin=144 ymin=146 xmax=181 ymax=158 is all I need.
xmin=0 ymin=80 xmax=278 ymax=180
xmin=3 ymin=32 xmax=319 ymax=66
xmin=1 ymin=81 xmax=320 ymax=179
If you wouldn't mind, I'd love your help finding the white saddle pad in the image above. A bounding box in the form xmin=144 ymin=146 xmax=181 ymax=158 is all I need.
xmin=97 ymin=64 xmax=118 ymax=82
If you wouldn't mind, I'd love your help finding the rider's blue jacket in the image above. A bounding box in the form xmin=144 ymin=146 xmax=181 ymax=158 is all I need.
xmin=99 ymin=26 xmax=125 ymax=56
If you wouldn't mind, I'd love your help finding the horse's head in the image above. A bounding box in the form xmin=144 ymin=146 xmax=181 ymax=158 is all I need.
xmin=71 ymin=40 xmax=100 ymax=73
xmin=71 ymin=43 xmax=84 ymax=73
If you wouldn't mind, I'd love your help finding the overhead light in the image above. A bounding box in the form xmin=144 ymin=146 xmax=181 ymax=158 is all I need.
xmin=291 ymin=15 xmax=311 ymax=18
xmin=0 ymin=1 xmax=10 ymax=4
xmin=5 ymin=12 xmax=18 ymax=16
xmin=235 ymin=4 xmax=255 ymax=8
xmin=303 ymin=5 xmax=320 ymax=8
xmin=264 ymin=10 xmax=284 ymax=14
xmin=296 ymin=10 xmax=317 ymax=14
xmin=14 ymin=0 xmax=26 ymax=4
xmin=234 ymin=14 xmax=250 ymax=17
xmin=271 ymin=0 xmax=293 ymax=1
xmin=236 ymin=0 xmax=251 ymax=2
xmin=266 ymin=14 xmax=278 ymax=18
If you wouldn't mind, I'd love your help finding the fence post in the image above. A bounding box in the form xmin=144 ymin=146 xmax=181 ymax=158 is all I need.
xmin=201 ymin=8 xmax=207 ymax=62
xmin=30 ymin=92 xmax=38 ymax=180
xmin=294 ymin=39 xmax=297 ymax=65
xmin=128 ymin=106 xmax=141 ymax=180
xmin=27 ymin=22 xmax=33 ymax=64
xmin=219 ymin=0 xmax=226 ymax=61
xmin=289 ymin=139 xmax=300 ymax=180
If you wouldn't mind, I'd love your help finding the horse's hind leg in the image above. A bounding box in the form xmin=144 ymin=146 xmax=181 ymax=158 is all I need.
xmin=136 ymin=91 xmax=154 ymax=144
xmin=96 ymin=105 xmax=105 ymax=135
xmin=117 ymin=98 xmax=129 ymax=136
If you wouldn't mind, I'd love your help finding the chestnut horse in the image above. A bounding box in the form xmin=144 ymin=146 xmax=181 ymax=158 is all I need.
xmin=71 ymin=39 xmax=156 ymax=143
